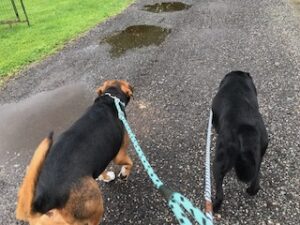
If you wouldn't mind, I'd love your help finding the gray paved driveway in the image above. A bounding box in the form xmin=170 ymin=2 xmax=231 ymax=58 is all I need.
xmin=0 ymin=0 xmax=299 ymax=224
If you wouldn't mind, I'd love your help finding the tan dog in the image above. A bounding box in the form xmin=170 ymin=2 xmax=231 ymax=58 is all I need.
xmin=16 ymin=80 xmax=134 ymax=225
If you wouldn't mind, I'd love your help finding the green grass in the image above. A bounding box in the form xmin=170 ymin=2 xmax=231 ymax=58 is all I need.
xmin=0 ymin=0 xmax=134 ymax=79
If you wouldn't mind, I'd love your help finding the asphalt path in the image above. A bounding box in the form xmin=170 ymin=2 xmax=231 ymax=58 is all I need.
xmin=0 ymin=0 xmax=299 ymax=224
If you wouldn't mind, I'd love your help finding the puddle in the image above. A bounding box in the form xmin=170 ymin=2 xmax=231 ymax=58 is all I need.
xmin=102 ymin=25 xmax=171 ymax=58
xmin=0 ymin=83 xmax=94 ymax=166
xmin=143 ymin=2 xmax=191 ymax=13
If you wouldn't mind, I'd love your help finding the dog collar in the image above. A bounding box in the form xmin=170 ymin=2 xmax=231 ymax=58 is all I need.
xmin=104 ymin=93 xmax=126 ymax=107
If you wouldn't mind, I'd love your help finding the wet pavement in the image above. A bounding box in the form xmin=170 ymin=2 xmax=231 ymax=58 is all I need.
xmin=1 ymin=0 xmax=300 ymax=225
xmin=0 ymin=83 xmax=93 ymax=166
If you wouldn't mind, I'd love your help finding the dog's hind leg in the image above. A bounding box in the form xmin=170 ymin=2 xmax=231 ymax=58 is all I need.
xmin=113 ymin=132 xmax=133 ymax=181
xmin=213 ymin=151 xmax=232 ymax=212
xmin=247 ymin=135 xmax=268 ymax=196
xmin=246 ymin=172 xmax=260 ymax=195
xmin=213 ymin=163 xmax=226 ymax=212
xmin=246 ymin=159 xmax=262 ymax=196
xmin=63 ymin=178 xmax=104 ymax=225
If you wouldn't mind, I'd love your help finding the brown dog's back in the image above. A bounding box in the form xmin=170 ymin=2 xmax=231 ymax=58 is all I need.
xmin=16 ymin=132 xmax=53 ymax=221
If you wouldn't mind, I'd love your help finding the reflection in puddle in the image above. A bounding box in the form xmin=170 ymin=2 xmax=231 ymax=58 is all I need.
xmin=102 ymin=25 xmax=171 ymax=58
xmin=0 ymin=84 xmax=93 ymax=165
xmin=143 ymin=2 xmax=191 ymax=13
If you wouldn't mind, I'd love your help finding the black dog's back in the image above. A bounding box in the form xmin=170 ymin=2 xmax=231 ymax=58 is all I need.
xmin=212 ymin=71 xmax=268 ymax=212
xmin=33 ymin=97 xmax=124 ymax=213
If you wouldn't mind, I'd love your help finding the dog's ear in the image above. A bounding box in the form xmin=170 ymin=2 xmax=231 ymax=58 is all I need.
xmin=127 ymin=84 xmax=134 ymax=98
xmin=96 ymin=81 xmax=109 ymax=96
xmin=96 ymin=86 xmax=104 ymax=96
xmin=120 ymin=82 xmax=134 ymax=98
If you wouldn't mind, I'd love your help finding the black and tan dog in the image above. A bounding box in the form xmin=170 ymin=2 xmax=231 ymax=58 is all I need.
xmin=16 ymin=80 xmax=134 ymax=225
xmin=212 ymin=71 xmax=268 ymax=212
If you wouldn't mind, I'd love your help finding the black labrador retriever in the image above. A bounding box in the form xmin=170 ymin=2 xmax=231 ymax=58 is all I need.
xmin=212 ymin=71 xmax=268 ymax=212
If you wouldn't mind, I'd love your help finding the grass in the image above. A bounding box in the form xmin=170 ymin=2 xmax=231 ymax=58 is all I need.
xmin=0 ymin=0 xmax=134 ymax=79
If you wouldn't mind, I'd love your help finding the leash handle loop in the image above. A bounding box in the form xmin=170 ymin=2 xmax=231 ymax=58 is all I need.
xmin=170 ymin=192 xmax=213 ymax=225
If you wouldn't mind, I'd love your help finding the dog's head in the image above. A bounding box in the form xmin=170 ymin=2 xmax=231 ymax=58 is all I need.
xmin=96 ymin=80 xmax=134 ymax=104
xmin=220 ymin=71 xmax=252 ymax=86
xmin=225 ymin=71 xmax=251 ymax=79
xmin=221 ymin=71 xmax=257 ymax=95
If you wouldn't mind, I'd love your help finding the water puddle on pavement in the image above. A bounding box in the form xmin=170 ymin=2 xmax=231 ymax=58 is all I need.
xmin=0 ymin=83 xmax=93 ymax=166
xmin=102 ymin=25 xmax=171 ymax=58
xmin=143 ymin=2 xmax=191 ymax=13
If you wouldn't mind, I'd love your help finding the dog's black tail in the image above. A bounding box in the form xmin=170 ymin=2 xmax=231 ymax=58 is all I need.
xmin=235 ymin=125 xmax=258 ymax=183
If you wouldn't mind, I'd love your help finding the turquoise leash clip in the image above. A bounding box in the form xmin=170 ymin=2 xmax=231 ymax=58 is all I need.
xmin=107 ymin=94 xmax=213 ymax=225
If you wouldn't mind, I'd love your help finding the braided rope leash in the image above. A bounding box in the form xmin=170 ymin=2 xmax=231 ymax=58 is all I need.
xmin=107 ymin=94 xmax=213 ymax=225
xmin=204 ymin=110 xmax=213 ymax=222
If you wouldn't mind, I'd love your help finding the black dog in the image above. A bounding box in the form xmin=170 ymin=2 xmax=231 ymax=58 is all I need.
xmin=211 ymin=71 xmax=268 ymax=212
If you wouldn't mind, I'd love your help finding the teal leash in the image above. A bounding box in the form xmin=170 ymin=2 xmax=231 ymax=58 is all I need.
xmin=106 ymin=93 xmax=213 ymax=225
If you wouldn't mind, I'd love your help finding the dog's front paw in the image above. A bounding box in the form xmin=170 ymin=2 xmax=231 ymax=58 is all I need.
xmin=98 ymin=171 xmax=116 ymax=183
xmin=118 ymin=172 xmax=127 ymax=180
xmin=246 ymin=186 xmax=260 ymax=196
xmin=118 ymin=166 xmax=129 ymax=181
